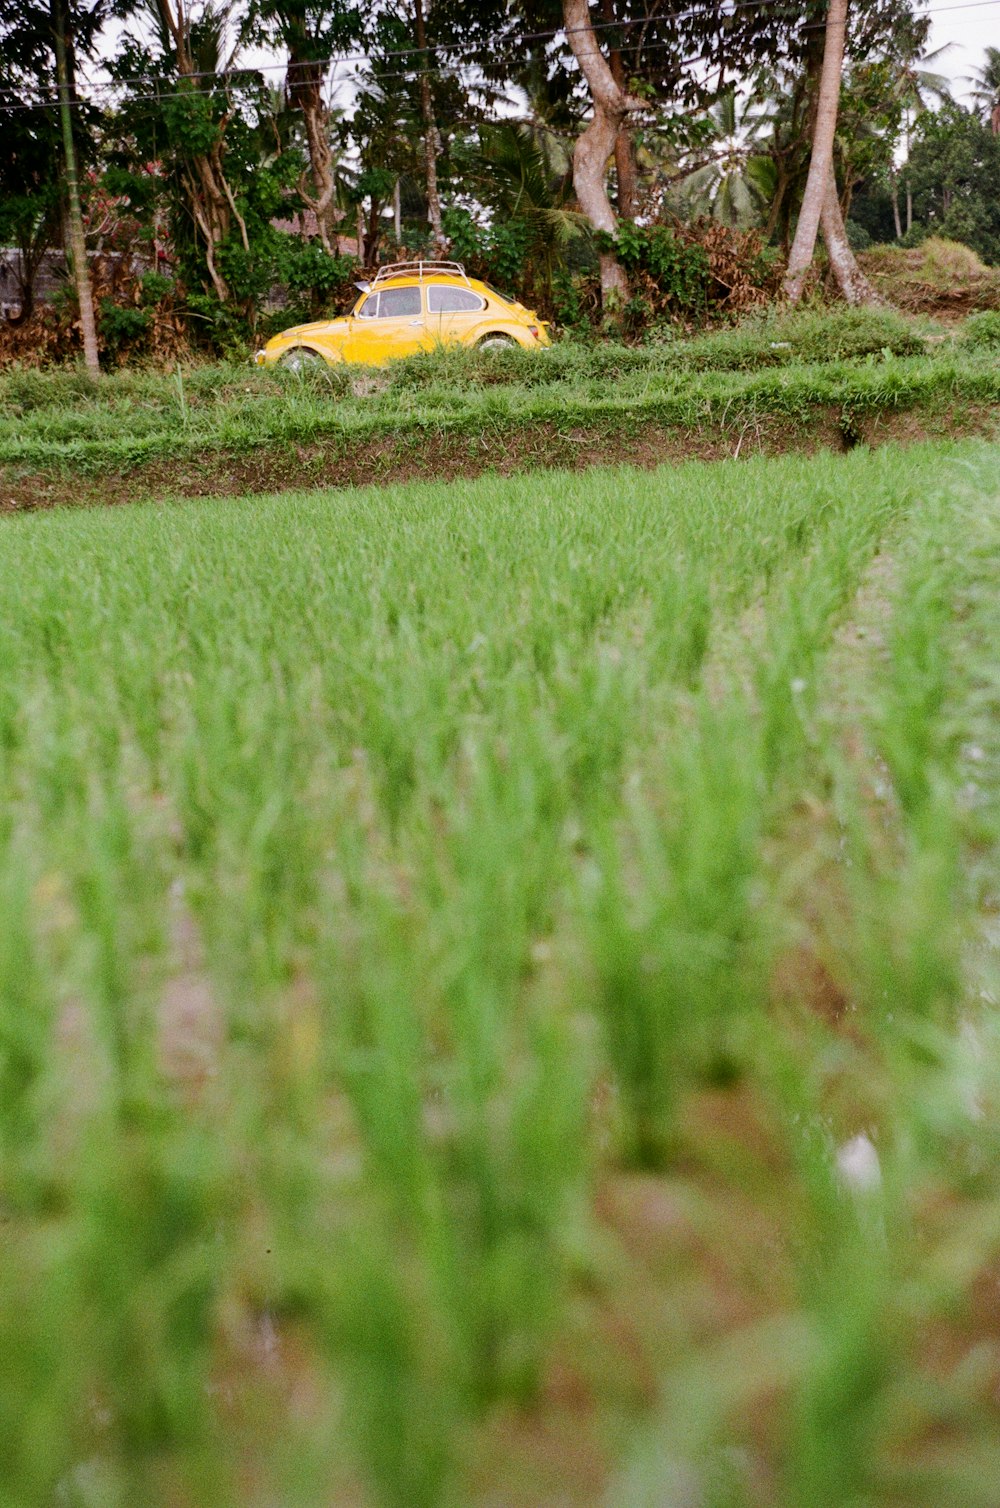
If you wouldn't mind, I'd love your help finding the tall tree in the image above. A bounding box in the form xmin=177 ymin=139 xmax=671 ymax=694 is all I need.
xmin=247 ymin=0 xmax=362 ymax=252
xmin=562 ymin=0 xmax=642 ymax=299
xmin=412 ymin=0 xmax=445 ymax=250
xmin=0 ymin=33 xmax=63 ymax=323
xmin=51 ymin=0 xmax=100 ymax=374
xmin=145 ymin=0 xmax=250 ymax=300
xmin=0 ymin=0 xmax=104 ymax=352
xmin=784 ymin=0 xmax=849 ymax=303
xmin=906 ymin=101 xmax=1000 ymax=262
xmin=547 ymin=0 xmax=809 ymax=302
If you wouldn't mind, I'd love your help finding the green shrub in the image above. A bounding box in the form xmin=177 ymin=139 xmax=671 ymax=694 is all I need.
xmin=846 ymin=219 xmax=873 ymax=251
xmin=961 ymin=310 xmax=1000 ymax=348
xmin=98 ymin=300 xmax=151 ymax=359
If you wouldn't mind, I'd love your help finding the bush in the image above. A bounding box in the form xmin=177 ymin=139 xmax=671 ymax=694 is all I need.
xmin=920 ymin=236 xmax=989 ymax=280
xmin=961 ymin=310 xmax=1000 ymax=347
xmin=845 ymin=219 xmax=873 ymax=251
xmin=98 ymin=300 xmax=151 ymax=357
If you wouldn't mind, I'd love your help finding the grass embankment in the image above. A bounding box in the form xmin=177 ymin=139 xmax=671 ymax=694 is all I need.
xmin=1 ymin=307 xmax=997 ymax=507
xmin=2 ymin=440 xmax=1000 ymax=1505
xmin=861 ymin=236 xmax=1000 ymax=317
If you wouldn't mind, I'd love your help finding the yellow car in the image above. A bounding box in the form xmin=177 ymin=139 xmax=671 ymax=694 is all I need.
xmin=256 ymin=261 xmax=552 ymax=370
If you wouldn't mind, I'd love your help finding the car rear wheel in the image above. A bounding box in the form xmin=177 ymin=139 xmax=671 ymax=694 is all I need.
xmin=278 ymin=346 xmax=324 ymax=373
xmin=476 ymin=333 xmax=516 ymax=351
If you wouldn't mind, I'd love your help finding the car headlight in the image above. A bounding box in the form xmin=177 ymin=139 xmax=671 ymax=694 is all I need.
xmin=254 ymin=349 xmax=266 ymax=365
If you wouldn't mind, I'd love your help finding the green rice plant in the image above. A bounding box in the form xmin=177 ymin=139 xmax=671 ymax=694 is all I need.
xmin=0 ymin=847 xmax=53 ymax=1175
xmin=0 ymin=440 xmax=997 ymax=1506
xmin=0 ymin=1223 xmax=87 ymax=1508
xmin=67 ymin=1116 xmax=238 ymax=1508
xmin=584 ymin=694 xmax=769 ymax=1166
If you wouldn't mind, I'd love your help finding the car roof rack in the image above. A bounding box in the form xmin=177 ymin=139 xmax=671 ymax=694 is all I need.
xmin=370 ymin=260 xmax=470 ymax=286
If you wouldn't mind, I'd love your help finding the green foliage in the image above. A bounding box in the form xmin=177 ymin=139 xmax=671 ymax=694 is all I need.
xmin=906 ymin=101 xmax=1000 ymax=265
xmin=98 ymin=299 xmax=151 ymax=355
xmin=845 ymin=218 xmax=873 ymax=250
xmin=1 ymin=307 xmax=970 ymax=479
xmin=962 ymin=310 xmax=1000 ymax=347
xmin=611 ymin=222 xmax=712 ymax=316
xmin=2 ymin=439 xmax=1000 ymax=1502
xmin=442 ymin=207 xmax=534 ymax=294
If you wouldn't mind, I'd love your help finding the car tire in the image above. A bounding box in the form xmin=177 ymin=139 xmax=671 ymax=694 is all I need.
xmin=278 ymin=346 xmax=324 ymax=372
xmin=476 ymin=333 xmax=516 ymax=351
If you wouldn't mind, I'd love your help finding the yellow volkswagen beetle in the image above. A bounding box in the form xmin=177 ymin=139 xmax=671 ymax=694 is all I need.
xmin=255 ymin=261 xmax=551 ymax=370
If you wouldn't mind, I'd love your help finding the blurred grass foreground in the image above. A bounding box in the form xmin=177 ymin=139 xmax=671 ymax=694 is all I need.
xmin=2 ymin=440 xmax=1000 ymax=1506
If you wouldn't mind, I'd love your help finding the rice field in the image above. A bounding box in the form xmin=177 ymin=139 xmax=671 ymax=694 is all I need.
xmin=2 ymin=440 xmax=1000 ymax=1506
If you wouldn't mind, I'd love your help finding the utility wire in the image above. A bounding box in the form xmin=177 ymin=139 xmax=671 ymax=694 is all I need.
xmin=0 ymin=0 xmax=995 ymax=112
xmin=4 ymin=0 xmax=828 ymax=93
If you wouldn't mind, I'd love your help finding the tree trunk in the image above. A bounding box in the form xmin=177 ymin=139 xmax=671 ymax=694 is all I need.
xmin=783 ymin=0 xmax=848 ymax=305
xmin=413 ymin=0 xmax=445 ymax=252
xmin=394 ymin=177 xmax=402 ymax=245
xmin=52 ymin=0 xmax=99 ymax=377
xmin=365 ymin=196 xmax=382 ymax=266
xmin=891 ymin=176 xmax=902 ymax=239
xmin=600 ymin=0 xmax=638 ymax=220
xmin=564 ymin=0 xmax=643 ymax=302
xmin=906 ymin=182 xmax=913 ymax=234
xmin=820 ymin=173 xmax=885 ymax=306
xmin=764 ymin=166 xmax=789 ymax=244
xmin=614 ymin=127 xmax=638 ymax=219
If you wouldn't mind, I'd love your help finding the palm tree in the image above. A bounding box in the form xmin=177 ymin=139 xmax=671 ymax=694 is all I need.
xmin=675 ymin=90 xmax=774 ymax=229
xmin=469 ymin=122 xmax=584 ymax=297
xmin=784 ymin=0 xmax=849 ymax=304
xmin=893 ymin=41 xmax=953 ymax=234
xmin=966 ymin=45 xmax=1000 ymax=134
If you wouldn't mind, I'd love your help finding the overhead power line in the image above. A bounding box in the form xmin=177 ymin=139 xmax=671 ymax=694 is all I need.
xmin=0 ymin=0 xmax=995 ymax=113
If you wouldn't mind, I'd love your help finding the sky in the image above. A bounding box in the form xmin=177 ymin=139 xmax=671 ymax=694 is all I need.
xmin=923 ymin=0 xmax=1000 ymax=93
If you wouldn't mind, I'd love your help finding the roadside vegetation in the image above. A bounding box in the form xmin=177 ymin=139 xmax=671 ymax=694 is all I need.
xmin=2 ymin=438 xmax=1000 ymax=1505
xmin=2 ymin=307 xmax=998 ymax=504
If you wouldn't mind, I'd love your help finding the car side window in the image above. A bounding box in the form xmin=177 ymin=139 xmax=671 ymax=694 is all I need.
xmin=427 ymin=286 xmax=486 ymax=314
xmin=356 ymin=293 xmax=379 ymax=318
xmin=377 ymin=286 xmax=422 ymax=318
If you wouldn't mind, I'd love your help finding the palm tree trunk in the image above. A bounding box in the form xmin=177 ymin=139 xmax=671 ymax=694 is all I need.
xmin=820 ymin=173 xmax=884 ymax=305
xmin=891 ymin=175 xmax=902 ymax=239
xmin=413 ymin=0 xmax=445 ymax=252
xmin=783 ymin=0 xmax=848 ymax=305
xmin=564 ymin=0 xmax=642 ymax=302
xmin=52 ymin=0 xmax=99 ymax=377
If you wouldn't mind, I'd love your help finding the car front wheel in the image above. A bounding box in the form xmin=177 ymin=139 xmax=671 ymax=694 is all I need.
xmin=278 ymin=346 xmax=324 ymax=373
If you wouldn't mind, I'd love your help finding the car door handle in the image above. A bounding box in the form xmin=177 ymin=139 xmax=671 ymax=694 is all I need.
xmin=409 ymin=319 xmax=423 ymax=326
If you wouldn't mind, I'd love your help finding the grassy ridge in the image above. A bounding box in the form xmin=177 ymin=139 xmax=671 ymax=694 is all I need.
xmin=2 ymin=442 xmax=1000 ymax=1505
xmin=1 ymin=307 xmax=995 ymax=482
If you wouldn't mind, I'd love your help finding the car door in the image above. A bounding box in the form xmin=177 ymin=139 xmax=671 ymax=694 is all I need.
xmin=426 ymin=283 xmax=488 ymax=348
xmin=346 ymin=283 xmax=428 ymax=364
